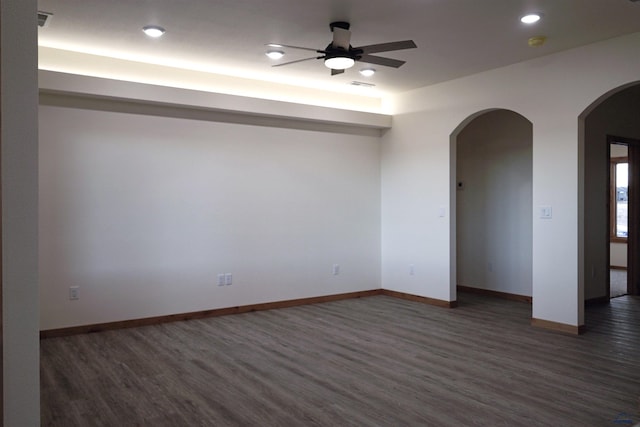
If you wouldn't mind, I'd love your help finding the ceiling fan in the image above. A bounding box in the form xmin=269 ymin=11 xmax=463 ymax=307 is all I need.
xmin=270 ymin=21 xmax=417 ymax=75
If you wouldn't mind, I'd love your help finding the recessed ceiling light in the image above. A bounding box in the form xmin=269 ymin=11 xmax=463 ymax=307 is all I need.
xmin=266 ymin=50 xmax=285 ymax=60
xmin=359 ymin=68 xmax=376 ymax=77
xmin=142 ymin=25 xmax=165 ymax=38
xmin=324 ymin=56 xmax=355 ymax=70
xmin=520 ymin=14 xmax=541 ymax=24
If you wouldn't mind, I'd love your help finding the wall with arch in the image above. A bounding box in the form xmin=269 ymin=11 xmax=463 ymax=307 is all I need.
xmin=381 ymin=32 xmax=640 ymax=329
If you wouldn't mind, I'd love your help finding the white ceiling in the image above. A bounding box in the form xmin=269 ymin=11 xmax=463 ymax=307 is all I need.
xmin=37 ymin=0 xmax=640 ymax=96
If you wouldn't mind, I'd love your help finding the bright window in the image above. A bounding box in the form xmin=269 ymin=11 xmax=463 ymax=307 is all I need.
xmin=611 ymin=157 xmax=628 ymax=240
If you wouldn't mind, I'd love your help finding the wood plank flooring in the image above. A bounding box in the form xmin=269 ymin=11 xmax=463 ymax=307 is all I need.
xmin=611 ymin=269 xmax=628 ymax=297
xmin=41 ymin=293 xmax=640 ymax=426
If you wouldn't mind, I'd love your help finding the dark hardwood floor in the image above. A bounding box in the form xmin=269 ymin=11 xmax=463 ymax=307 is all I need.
xmin=41 ymin=293 xmax=640 ymax=426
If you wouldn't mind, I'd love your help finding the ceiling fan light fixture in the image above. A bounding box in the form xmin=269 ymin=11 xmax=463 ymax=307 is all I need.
xmin=359 ymin=68 xmax=376 ymax=77
xmin=520 ymin=13 xmax=541 ymax=24
xmin=142 ymin=25 xmax=165 ymax=38
xmin=266 ymin=50 xmax=285 ymax=60
xmin=324 ymin=55 xmax=355 ymax=70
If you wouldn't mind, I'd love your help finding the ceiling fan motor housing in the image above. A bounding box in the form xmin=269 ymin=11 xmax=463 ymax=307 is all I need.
xmin=329 ymin=21 xmax=351 ymax=32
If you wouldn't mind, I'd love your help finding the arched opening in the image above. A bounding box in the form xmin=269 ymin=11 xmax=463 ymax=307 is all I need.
xmin=580 ymin=81 xmax=640 ymax=309
xmin=451 ymin=109 xmax=533 ymax=307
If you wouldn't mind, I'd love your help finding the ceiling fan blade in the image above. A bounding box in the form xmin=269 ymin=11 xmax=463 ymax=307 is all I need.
xmin=272 ymin=56 xmax=322 ymax=67
xmin=358 ymin=54 xmax=406 ymax=68
xmin=331 ymin=68 xmax=345 ymax=76
xmin=332 ymin=27 xmax=351 ymax=50
xmin=356 ymin=40 xmax=417 ymax=54
xmin=267 ymin=43 xmax=324 ymax=53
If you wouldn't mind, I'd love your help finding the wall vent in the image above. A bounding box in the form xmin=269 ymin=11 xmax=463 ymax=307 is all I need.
xmin=38 ymin=11 xmax=53 ymax=28
xmin=350 ymin=81 xmax=376 ymax=88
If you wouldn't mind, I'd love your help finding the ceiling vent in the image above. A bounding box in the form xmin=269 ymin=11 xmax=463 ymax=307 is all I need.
xmin=350 ymin=81 xmax=376 ymax=88
xmin=38 ymin=11 xmax=53 ymax=28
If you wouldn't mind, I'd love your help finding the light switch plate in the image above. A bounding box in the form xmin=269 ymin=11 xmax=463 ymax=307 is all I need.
xmin=540 ymin=205 xmax=552 ymax=219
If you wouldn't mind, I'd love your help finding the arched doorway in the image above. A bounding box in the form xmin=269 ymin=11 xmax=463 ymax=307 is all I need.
xmin=451 ymin=109 xmax=533 ymax=304
xmin=580 ymin=82 xmax=640 ymax=306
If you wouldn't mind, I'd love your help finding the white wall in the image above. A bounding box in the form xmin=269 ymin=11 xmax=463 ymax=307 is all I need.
xmin=583 ymin=85 xmax=640 ymax=299
xmin=381 ymin=111 xmax=454 ymax=301
xmin=39 ymin=93 xmax=382 ymax=330
xmin=610 ymin=243 xmax=627 ymax=268
xmin=1 ymin=0 xmax=40 ymax=424
xmin=382 ymin=32 xmax=640 ymax=327
xmin=456 ymin=110 xmax=532 ymax=297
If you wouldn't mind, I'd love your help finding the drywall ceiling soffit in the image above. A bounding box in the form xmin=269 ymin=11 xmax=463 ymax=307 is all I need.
xmin=37 ymin=0 xmax=640 ymax=97
xmin=38 ymin=70 xmax=393 ymax=131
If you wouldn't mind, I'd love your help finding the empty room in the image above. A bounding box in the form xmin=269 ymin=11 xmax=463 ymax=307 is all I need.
xmin=2 ymin=0 xmax=640 ymax=425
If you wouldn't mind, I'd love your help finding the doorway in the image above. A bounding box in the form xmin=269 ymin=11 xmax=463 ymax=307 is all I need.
xmin=455 ymin=109 xmax=533 ymax=301
xmin=608 ymin=136 xmax=639 ymax=299
xmin=608 ymin=140 xmax=628 ymax=298
xmin=582 ymin=83 xmax=640 ymax=306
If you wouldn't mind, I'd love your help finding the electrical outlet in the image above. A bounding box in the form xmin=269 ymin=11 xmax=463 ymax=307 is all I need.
xmin=69 ymin=286 xmax=79 ymax=300
xmin=224 ymin=273 xmax=233 ymax=286
xmin=217 ymin=274 xmax=225 ymax=286
xmin=409 ymin=264 xmax=415 ymax=276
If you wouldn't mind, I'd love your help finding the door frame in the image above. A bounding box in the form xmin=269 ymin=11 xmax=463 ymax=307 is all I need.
xmin=607 ymin=135 xmax=640 ymax=297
